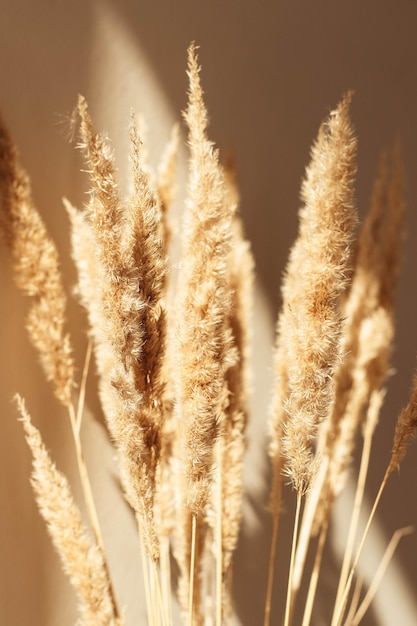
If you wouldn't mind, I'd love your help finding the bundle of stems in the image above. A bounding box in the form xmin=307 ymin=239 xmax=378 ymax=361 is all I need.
xmin=0 ymin=44 xmax=416 ymax=626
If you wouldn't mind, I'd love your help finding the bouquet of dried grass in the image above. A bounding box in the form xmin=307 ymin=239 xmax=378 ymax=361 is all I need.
xmin=0 ymin=44 xmax=416 ymax=626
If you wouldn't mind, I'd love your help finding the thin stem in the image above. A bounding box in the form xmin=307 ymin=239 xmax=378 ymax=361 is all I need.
xmin=152 ymin=558 xmax=170 ymax=626
xmin=284 ymin=493 xmax=303 ymax=626
xmin=139 ymin=520 xmax=154 ymax=626
xmin=350 ymin=526 xmax=414 ymax=626
xmin=264 ymin=459 xmax=283 ymax=626
xmin=343 ymin=576 xmax=363 ymax=626
xmin=333 ymin=393 xmax=379 ymax=615
xmin=331 ymin=475 xmax=387 ymax=626
xmin=216 ymin=441 xmax=223 ymax=626
xmin=76 ymin=338 xmax=92 ymax=433
xmin=293 ymin=455 xmax=329 ymax=595
xmin=203 ymin=533 xmax=214 ymax=625
xmin=189 ymin=515 xmax=197 ymax=626
xmin=301 ymin=517 xmax=330 ymax=626
xmin=160 ymin=535 xmax=173 ymax=626
xmin=150 ymin=556 xmax=158 ymax=626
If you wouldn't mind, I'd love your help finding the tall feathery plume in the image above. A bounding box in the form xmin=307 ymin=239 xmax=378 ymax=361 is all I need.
xmin=269 ymin=96 xmax=357 ymax=626
xmin=178 ymin=40 xmax=236 ymax=518
xmin=320 ymin=153 xmax=390 ymax=456
xmin=204 ymin=158 xmax=254 ymax=623
xmin=221 ymin=221 xmax=253 ymax=572
xmin=76 ymin=97 xmax=167 ymax=562
xmin=153 ymin=124 xmax=180 ymax=558
xmin=155 ymin=122 xmax=181 ymax=471
xmin=153 ymin=123 xmax=181 ymax=622
xmin=313 ymin=146 xmax=405 ymax=531
xmin=279 ymin=94 xmax=358 ymax=496
xmin=0 ymin=117 xmax=74 ymax=407
xmin=127 ymin=114 xmax=167 ymax=402
xmin=174 ymin=44 xmax=236 ymax=623
xmin=329 ymin=147 xmax=404 ymax=439
xmin=16 ymin=395 xmax=123 ymax=626
xmin=267 ymin=97 xmax=357 ymax=623
xmin=125 ymin=112 xmax=168 ymax=556
xmin=219 ymin=216 xmax=253 ymax=622
xmin=312 ymin=150 xmax=404 ymax=626
xmin=328 ymin=149 xmax=406 ymax=626
xmin=219 ymin=162 xmax=253 ymax=576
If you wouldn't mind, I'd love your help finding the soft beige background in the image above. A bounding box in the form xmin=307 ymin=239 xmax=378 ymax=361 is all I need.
xmin=1 ymin=1 xmax=417 ymax=624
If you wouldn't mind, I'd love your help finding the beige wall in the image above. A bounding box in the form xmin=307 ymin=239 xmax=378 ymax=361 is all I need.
xmin=1 ymin=1 xmax=417 ymax=624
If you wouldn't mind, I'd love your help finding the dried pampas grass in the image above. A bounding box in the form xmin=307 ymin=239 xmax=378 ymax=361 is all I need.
xmin=1 ymin=43 xmax=416 ymax=626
